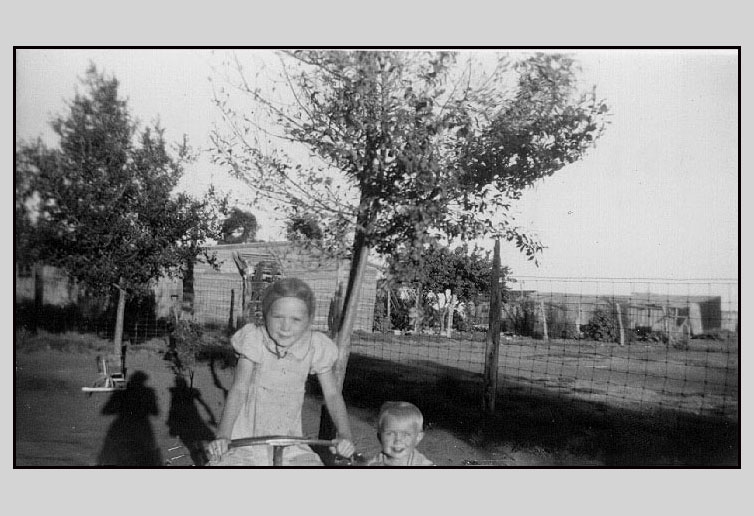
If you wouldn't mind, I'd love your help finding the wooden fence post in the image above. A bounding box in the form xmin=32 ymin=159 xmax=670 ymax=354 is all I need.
xmin=616 ymin=302 xmax=625 ymax=346
xmin=662 ymin=305 xmax=670 ymax=345
xmin=113 ymin=279 xmax=126 ymax=356
xmin=540 ymin=301 xmax=549 ymax=341
xmin=483 ymin=239 xmax=502 ymax=415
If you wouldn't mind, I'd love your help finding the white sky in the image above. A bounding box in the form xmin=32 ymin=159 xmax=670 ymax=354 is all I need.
xmin=15 ymin=48 xmax=739 ymax=289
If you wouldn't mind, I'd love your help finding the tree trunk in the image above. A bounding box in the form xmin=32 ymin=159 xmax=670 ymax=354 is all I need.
xmin=240 ymin=279 xmax=248 ymax=325
xmin=113 ymin=280 xmax=126 ymax=356
xmin=32 ymin=263 xmax=44 ymax=334
xmin=483 ymin=239 xmax=502 ymax=415
xmin=445 ymin=292 xmax=456 ymax=339
xmin=228 ymin=289 xmax=236 ymax=333
xmin=437 ymin=300 xmax=445 ymax=336
xmin=328 ymin=282 xmax=344 ymax=339
xmin=413 ymin=284 xmax=422 ymax=333
xmin=386 ymin=287 xmax=391 ymax=331
xmin=182 ymin=259 xmax=195 ymax=317
xmin=333 ymin=240 xmax=370 ymax=391
xmin=318 ymin=231 xmax=371 ymax=443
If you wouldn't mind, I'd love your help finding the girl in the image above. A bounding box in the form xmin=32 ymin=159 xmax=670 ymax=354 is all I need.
xmin=207 ymin=277 xmax=354 ymax=466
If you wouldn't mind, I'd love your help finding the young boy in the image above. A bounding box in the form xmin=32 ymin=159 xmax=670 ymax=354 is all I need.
xmin=368 ymin=401 xmax=434 ymax=466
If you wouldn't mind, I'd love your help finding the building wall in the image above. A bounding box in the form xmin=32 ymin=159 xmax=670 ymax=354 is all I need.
xmin=17 ymin=243 xmax=378 ymax=334
xmin=470 ymin=291 xmax=725 ymax=337
xmin=178 ymin=242 xmax=379 ymax=333
xmin=15 ymin=265 xmax=82 ymax=306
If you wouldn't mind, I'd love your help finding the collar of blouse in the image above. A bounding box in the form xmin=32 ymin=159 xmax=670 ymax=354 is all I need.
xmin=262 ymin=328 xmax=313 ymax=360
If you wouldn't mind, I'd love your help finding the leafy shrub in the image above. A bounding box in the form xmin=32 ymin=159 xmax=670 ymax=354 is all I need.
xmin=453 ymin=311 xmax=471 ymax=332
xmin=582 ymin=307 xmax=618 ymax=342
xmin=372 ymin=289 xmax=415 ymax=332
xmin=634 ymin=326 xmax=667 ymax=343
xmin=693 ymin=328 xmax=737 ymax=341
xmin=506 ymin=299 xmax=538 ymax=337
xmin=165 ymin=319 xmax=205 ymax=386
xmin=544 ymin=304 xmax=581 ymax=340
xmin=372 ymin=291 xmax=391 ymax=332
xmin=15 ymin=300 xmax=88 ymax=333
xmin=391 ymin=297 xmax=412 ymax=332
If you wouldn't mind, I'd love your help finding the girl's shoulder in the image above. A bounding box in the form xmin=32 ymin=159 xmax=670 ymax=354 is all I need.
xmin=230 ymin=324 xmax=267 ymax=362
xmin=308 ymin=331 xmax=338 ymax=373
xmin=310 ymin=330 xmax=337 ymax=349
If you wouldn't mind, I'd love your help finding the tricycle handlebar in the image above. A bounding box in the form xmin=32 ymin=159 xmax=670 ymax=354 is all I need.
xmin=229 ymin=435 xmax=339 ymax=449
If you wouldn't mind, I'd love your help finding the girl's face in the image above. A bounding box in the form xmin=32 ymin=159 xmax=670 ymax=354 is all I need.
xmin=378 ymin=415 xmax=423 ymax=466
xmin=265 ymin=297 xmax=312 ymax=348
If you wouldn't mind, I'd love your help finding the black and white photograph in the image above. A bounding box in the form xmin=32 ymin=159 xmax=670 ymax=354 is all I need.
xmin=7 ymin=4 xmax=747 ymax=514
xmin=14 ymin=47 xmax=738 ymax=468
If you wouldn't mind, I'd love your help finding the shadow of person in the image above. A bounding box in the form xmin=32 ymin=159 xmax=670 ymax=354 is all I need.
xmin=96 ymin=371 xmax=162 ymax=466
xmin=166 ymin=375 xmax=217 ymax=466
xmin=209 ymin=356 xmax=230 ymax=401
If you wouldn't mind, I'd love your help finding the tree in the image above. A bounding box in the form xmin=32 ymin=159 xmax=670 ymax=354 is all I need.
xmin=388 ymin=243 xmax=505 ymax=336
xmin=220 ymin=207 xmax=258 ymax=244
xmin=286 ymin=212 xmax=324 ymax=242
xmin=211 ymin=50 xmax=609 ymax=390
xmin=15 ymin=64 xmax=226 ymax=353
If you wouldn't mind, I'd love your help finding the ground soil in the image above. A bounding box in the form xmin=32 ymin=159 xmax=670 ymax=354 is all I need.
xmin=14 ymin=339 xmax=517 ymax=467
xmin=14 ymin=331 xmax=739 ymax=467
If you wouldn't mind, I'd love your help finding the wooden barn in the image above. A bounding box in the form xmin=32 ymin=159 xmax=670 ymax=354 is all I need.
xmin=626 ymin=292 xmax=722 ymax=335
xmin=157 ymin=242 xmax=380 ymax=333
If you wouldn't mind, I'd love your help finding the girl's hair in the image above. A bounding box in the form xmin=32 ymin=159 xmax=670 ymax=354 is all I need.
xmin=377 ymin=401 xmax=424 ymax=433
xmin=261 ymin=277 xmax=316 ymax=319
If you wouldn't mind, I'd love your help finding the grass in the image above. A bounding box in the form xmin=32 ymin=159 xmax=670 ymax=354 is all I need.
xmin=16 ymin=329 xmax=114 ymax=354
xmin=15 ymin=328 xmax=170 ymax=358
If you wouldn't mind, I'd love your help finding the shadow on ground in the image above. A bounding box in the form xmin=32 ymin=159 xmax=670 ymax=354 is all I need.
xmin=96 ymin=370 xmax=163 ymax=466
xmin=338 ymin=354 xmax=739 ymax=467
xmin=166 ymin=375 xmax=217 ymax=466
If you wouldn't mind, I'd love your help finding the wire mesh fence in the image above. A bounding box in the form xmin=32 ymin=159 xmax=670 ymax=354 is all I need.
xmin=361 ymin=276 xmax=738 ymax=421
xmin=15 ymin=270 xmax=739 ymax=422
xmin=350 ymin=328 xmax=738 ymax=419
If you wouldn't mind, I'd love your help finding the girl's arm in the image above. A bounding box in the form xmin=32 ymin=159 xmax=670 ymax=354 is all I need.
xmin=207 ymin=357 xmax=254 ymax=460
xmin=318 ymin=369 xmax=355 ymax=457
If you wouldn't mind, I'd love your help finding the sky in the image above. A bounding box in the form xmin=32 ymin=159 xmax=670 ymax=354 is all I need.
xmin=15 ymin=48 xmax=739 ymax=307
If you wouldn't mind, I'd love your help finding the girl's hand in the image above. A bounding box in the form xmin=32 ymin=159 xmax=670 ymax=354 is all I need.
xmin=207 ymin=437 xmax=231 ymax=461
xmin=331 ymin=438 xmax=355 ymax=459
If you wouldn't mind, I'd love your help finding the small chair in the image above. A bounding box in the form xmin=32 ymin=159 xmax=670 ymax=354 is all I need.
xmin=81 ymin=356 xmax=127 ymax=393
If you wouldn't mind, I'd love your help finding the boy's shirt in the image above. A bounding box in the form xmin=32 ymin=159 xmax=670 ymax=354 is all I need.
xmin=367 ymin=450 xmax=434 ymax=466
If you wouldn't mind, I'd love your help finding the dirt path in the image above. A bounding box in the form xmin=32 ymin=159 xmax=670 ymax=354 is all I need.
xmin=15 ymin=347 xmax=511 ymax=467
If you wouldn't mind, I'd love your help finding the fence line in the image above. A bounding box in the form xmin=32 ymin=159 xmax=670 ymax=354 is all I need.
xmin=15 ymin=273 xmax=739 ymax=421
xmin=363 ymin=276 xmax=739 ymax=421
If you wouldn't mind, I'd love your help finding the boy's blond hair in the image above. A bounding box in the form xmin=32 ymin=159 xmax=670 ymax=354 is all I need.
xmin=377 ymin=401 xmax=424 ymax=433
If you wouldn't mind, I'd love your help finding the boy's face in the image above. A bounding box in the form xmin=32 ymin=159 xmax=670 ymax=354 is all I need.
xmin=266 ymin=297 xmax=311 ymax=348
xmin=378 ymin=415 xmax=424 ymax=465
